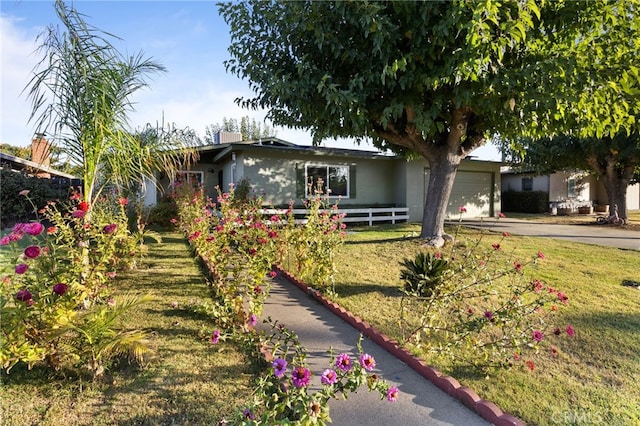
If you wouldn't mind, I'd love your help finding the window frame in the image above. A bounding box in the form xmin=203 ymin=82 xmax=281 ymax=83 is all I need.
xmin=521 ymin=177 xmax=533 ymax=192
xmin=304 ymin=164 xmax=350 ymax=198
xmin=174 ymin=170 xmax=204 ymax=188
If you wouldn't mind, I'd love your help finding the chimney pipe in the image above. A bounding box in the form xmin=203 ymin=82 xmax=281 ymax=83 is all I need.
xmin=31 ymin=134 xmax=51 ymax=168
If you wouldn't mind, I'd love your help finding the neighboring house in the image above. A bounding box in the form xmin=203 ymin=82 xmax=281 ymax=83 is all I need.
xmin=145 ymin=136 xmax=502 ymax=221
xmin=0 ymin=135 xmax=78 ymax=183
xmin=501 ymin=168 xmax=640 ymax=212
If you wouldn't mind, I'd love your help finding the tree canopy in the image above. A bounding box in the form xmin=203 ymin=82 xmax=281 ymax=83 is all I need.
xmin=203 ymin=116 xmax=276 ymax=143
xmin=219 ymin=0 xmax=639 ymax=244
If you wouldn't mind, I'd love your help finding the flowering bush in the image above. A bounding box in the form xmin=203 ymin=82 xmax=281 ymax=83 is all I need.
xmin=228 ymin=320 xmax=397 ymax=424
xmin=0 ymin=191 xmax=151 ymax=375
xmin=399 ymin=214 xmax=574 ymax=370
xmin=280 ymin=179 xmax=346 ymax=292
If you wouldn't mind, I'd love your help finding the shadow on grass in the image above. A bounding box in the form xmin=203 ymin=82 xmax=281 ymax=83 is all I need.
xmin=565 ymin=311 xmax=640 ymax=335
xmin=334 ymin=282 xmax=404 ymax=298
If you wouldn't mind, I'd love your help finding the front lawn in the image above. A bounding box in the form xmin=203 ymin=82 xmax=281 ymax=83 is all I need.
xmin=0 ymin=233 xmax=255 ymax=425
xmin=330 ymin=222 xmax=640 ymax=425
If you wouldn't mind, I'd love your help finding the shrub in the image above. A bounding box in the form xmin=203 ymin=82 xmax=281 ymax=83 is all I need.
xmin=501 ymin=190 xmax=549 ymax=213
xmin=399 ymin=214 xmax=573 ymax=371
xmin=0 ymin=192 xmax=151 ymax=376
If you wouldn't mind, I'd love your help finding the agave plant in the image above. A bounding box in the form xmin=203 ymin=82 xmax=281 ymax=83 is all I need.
xmin=399 ymin=252 xmax=449 ymax=297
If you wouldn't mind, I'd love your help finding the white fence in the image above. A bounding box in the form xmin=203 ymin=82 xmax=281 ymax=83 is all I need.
xmin=262 ymin=207 xmax=409 ymax=226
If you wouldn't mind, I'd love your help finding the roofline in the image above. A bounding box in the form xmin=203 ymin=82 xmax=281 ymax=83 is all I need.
xmin=0 ymin=152 xmax=79 ymax=179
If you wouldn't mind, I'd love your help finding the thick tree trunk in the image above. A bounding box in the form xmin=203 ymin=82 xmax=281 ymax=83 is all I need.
xmin=420 ymin=153 xmax=463 ymax=244
xmin=587 ymin=155 xmax=634 ymax=222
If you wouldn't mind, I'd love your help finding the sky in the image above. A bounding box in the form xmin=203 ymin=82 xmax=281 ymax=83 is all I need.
xmin=0 ymin=0 xmax=501 ymax=160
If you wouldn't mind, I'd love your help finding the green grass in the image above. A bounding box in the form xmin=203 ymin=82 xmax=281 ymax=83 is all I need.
xmin=0 ymin=233 xmax=255 ymax=425
xmin=331 ymin=223 xmax=640 ymax=425
xmin=506 ymin=209 xmax=640 ymax=231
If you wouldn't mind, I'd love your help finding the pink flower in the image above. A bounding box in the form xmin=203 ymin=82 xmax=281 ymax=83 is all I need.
xmin=386 ymin=386 xmax=399 ymax=402
xmin=566 ymin=325 xmax=575 ymax=337
xmin=107 ymin=298 xmax=116 ymax=307
xmin=484 ymin=311 xmax=494 ymax=321
xmin=47 ymin=226 xmax=57 ymax=234
xmin=24 ymin=222 xmax=44 ymax=236
xmin=106 ymin=271 xmax=116 ymax=279
xmin=15 ymin=263 xmax=28 ymax=274
xmin=72 ymin=210 xmax=86 ymax=219
xmin=335 ymin=353 xmax=352 ymax=371
xmin=321 ymin=369 xmax=338 ymax=385
xmin=118 ymin=197 xmax=128 ymax=206
xmin=359 ymin=353 xmax=376 ymax=371
xmin=497 ymin=212 xmax=506 ymax=218
xmin=557 ymin=292 xmax=568 ymax=305
xmin=269 ymin=270 xmax=277 ymax=278
xmin=514 ymin=261 xmax=522 ymax=273
xmin=53 ymin=283 xmax=68 ymax=296
xmin=103 ymin=223 xmax=117 ymax=234
xmin=16 ymin=288 xmax=32 ymax=302
xmin=24 ymin=245 xmax=41 ymax=259
xmin=537 ymin=251 xmax=545 ymax=259
xmin=492 ymin=243 xmax=501 ymax=250
xmin=291 ymin=366 xmax=311 ymax=388
xmin=459 ymin=206 xmax=467 ymax=213
xmin=248 ymin=314 xmax=257 ymax=327
xmin=525 ymin=360 xmax=535 ymax=371
xmin=0 ymin=236 xmax=9 ymax=245
xmin=503 ymin=232 xmax=511 ymax=237
xmin=19 ymin=189 xmax=30 ymax=196
xmin=211 ymin=330 xmax=221 ymax=344
xmin=532 ymin=330 xmax=544 ymax=342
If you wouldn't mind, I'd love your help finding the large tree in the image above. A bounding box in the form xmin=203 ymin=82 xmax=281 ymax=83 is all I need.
xmin=506 ymin=133 xmax=640 ymax=221
xmin=219 ymin=0 xmax=639 ymax=246
xmin=203 ymin=115 xmax=276 ymax=143
xmin=25 ymin=0 xmax=195 ymax=205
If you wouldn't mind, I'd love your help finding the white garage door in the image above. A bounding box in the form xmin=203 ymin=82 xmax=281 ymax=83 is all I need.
xmin=424 ymin=170 xmax=494 ymax=218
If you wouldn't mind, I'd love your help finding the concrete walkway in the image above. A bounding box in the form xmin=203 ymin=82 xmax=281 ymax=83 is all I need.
xmin=258 ymin=273 xmax=494 ymax=426
xmin=449 ymin=217 xmax=640 ymax=251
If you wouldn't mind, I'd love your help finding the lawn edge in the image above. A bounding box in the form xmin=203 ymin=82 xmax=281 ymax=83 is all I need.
xmin=274 ymin=265 xmax=527 ymax=426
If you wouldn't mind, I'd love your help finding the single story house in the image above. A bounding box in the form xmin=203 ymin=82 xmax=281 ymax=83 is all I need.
xmin=144 ymin=136 xmax=502 ymax=222
xmin=501 ymin=168 xmax=640 ymax=212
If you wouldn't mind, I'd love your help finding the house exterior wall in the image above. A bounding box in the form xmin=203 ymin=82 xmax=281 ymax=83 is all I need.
xmin=549 ymin=171 xmax=591 ymax=202
xmin=404 ymin=158 xmax=501 ymax=221
xmin=239 ymin=150 xmax=398 ymax=207
xmin=502 ymin=174 xmax=549 ymax=192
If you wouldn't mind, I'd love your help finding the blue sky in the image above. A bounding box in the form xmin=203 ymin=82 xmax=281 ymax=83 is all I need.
xmin=0 ymin=0 xmax=501 ymax=160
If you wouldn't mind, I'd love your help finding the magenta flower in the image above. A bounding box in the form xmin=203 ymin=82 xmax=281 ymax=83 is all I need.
xmin=0 ymin=235 xmax=9 ymax=245
xmin=15 ymin=263 xmax=28 ymax=274
xmin=243 ymin=409 xmax=255 ymax=420
xmin=291 ymin=366 xmax=311 ymax=388
xmin=273 ymin=358 xmax=287 ymax=377
xmin=335 ymin=353 xmax=352 ymax=371
xmin=103 ymin=223 xmax=117 ymax=234
xmin=484 ymin=311 xmax=494 ymax=321
xmin=566 ymin=325 xmax=575 ymax=337
xmin=386 ymin=386 xmax=399 ymax=402
xmin=24 ymin=245 xmax=41 ymax=259
xmin=557 ymin=292 xmax=569 ymax=305
xmin=24 ymin=222 xmax=44 ymax=236
xmin=537 ymin=251 xmax=546 ymax=259
xmin=16 ymin=288 xmax=32 ymax=302
xmin=53 ymin=283 xmax=68 ymax=296
xmin=248 ymin=313 xmax=257 ymax=327
xmin=210 ymin=330 xmax=221 ymax=345
xmin=492 ymin=243 xmax=501 ymax=250
xmin=514 ymin=261 xmax=522 ymax=273
xmin=532 ymin=330 xmax=544 ymax=342
xmin=321 ymin=369 xmax=338 ymax=385
xmin=459 ymin=206 xmax=467 ymax=213
xmin=359 ymin=353 xmax=376 ymax=371
xmin=72 ymin=210 xmax=86 ymax=219
xmin=269 ymin=270 xmax=277 ymax=278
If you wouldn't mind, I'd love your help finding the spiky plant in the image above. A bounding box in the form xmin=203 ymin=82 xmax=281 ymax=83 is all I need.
xmin=399 ymin=252 xmax=449 ymax=297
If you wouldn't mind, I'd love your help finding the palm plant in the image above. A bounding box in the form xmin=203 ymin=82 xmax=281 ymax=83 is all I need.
xmin=24 ymin=0 xmax=197 ymax=205
xmin=399 ymin=252 xmax=450 ymax=297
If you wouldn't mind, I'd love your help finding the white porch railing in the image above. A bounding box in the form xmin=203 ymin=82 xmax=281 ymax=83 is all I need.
xmin=261 ymin=207 xmax=409 ymax=226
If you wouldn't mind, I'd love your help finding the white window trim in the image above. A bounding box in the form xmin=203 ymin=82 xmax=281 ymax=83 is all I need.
xmin=305 ymin=164 xmax=349 ymax=198
xmin=174 ymin=170 xmax=204 ymax=186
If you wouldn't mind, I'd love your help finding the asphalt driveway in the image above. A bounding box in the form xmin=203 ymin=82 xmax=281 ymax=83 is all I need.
xmin=450 ymin=218 xmax=640 ymax=251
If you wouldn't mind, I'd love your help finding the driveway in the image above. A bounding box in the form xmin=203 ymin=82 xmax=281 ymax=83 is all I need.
xmin=449 ymin=218 xmax=640 ymax=251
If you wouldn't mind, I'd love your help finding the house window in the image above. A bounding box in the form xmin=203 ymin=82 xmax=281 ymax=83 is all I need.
xmin=305 ymin=164 xmax=349 ymax=197
xmin=522 ymin=177 xmax=533 ymax=192
xmin=174 ymin=170 xmax=204 ymax=188
xmin=567 ymin=177 xmax=577 ymax=198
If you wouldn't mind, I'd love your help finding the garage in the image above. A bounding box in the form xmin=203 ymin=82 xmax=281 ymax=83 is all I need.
xmin=424 ymin=169 xmax=495 ymax=218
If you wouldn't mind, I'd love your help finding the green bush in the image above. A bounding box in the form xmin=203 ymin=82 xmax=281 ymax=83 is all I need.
xmin=501 ymin=190 xmax=549 ymax=213
xmin=0 ymin=169 xmax=75 ymax=227
xmin=400 ymin=252 xmax=449 ymax=297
